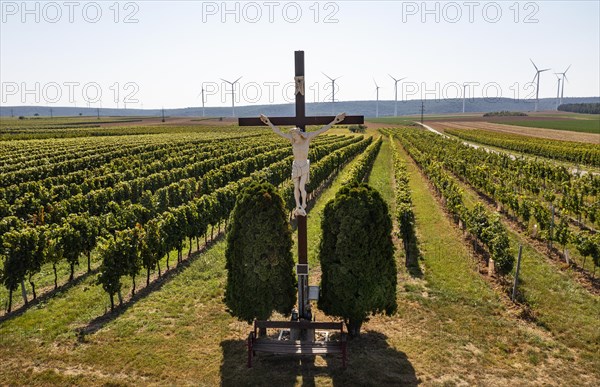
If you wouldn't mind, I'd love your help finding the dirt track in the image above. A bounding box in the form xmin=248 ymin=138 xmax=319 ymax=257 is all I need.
xmin=428 ymin=121 xmax=599 ymax=143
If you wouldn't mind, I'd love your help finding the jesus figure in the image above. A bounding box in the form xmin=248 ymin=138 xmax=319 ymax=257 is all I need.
xmin=260 ymin=112 xmax=346 ymax=216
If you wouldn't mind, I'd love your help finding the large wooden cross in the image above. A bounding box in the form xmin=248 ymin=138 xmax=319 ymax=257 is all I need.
xmin=238 ymin=50 xmax=364 ymax=322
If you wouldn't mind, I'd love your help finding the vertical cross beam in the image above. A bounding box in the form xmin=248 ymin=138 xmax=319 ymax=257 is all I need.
xmin=297 ymin=215 xmax=308 ymax=319
xmin=295 ymin=50 xmax=306 ymax=131
xmin=295 ymin=51 xmax=309 ymax=321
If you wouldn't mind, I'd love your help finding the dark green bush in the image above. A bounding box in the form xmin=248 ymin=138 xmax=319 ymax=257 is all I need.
xmin=318 ymin=183 xmax=397 ymax=337
xmin=483 ymin=111 xmax=528 ymax=117
xmin=224 ymin=182 xmax=296 ymax=324
xmin=348 ymin=124 xmax=367 ymax=133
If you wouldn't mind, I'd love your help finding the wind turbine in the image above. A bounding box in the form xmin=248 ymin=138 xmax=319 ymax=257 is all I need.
xmin=197 ymin=86 xmax=206 ymax=117
xmin=462 ymin=83 xmax=467 ymax=113
xmin=322 ymin=72 xmax=341 ymax=115
xmin=220 ymin=77 xmax=242 ymax=117
xmin=374 ymin=79 xmax=381 ymax=118
xmin=556 ymin=65 xmax=571 ymax=106
xmin=389 ymin=75 xmax=406 ymax=117
xmin=554 ymin=74 xmax=561 ymax=110
xmin=530 ymin=59 xmax=550 ymax=112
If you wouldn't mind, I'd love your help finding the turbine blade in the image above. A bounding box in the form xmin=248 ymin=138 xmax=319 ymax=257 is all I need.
xmin=322 ymin=72 xmax=333 ymax=80
xmin=389 ymin=74 xmax=397 ymax=82
xmin=540 ymin=68 xmax=550 ymax=72
xmin=234 ymin=76 xmax=242 ymax=84
xmin=220 ymin=78 xmax=231 ymax=84
xmin=530 ymin=58 xmax=539 ymax=71
xmin=564 ymin=64 xmax=571 ymax=74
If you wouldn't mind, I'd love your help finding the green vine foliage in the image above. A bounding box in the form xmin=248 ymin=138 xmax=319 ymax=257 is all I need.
xmin=97 ymin=226 xmax=144 ymax=311
xmin=1 ymin=228 xmax=38 ymax=312
xmin=0 ymin=133 xmax=367 ymax=306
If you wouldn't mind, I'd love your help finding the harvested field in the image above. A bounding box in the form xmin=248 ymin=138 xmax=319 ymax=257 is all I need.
xmin=429 ymin=121 xmax=599 ymax=143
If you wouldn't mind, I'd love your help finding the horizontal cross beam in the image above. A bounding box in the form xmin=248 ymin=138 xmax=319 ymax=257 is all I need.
xmin=238 ymin=115 xmax=364 ymax=127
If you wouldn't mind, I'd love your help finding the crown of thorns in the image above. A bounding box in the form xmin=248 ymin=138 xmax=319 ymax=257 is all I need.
xmin=290 ymin=128 xmax=308 ymax=138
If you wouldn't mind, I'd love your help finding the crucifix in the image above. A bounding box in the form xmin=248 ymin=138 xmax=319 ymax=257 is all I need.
xmin=238 ymin=50 xmax=364 ymax=321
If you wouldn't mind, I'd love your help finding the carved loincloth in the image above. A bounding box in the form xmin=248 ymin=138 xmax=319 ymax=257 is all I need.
xmin=292 ymin=159 xmax=310 ymax=183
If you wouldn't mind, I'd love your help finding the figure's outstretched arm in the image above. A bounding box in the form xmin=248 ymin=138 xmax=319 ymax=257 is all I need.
xmin=260 ymin=114 xmax=291 ymax=140
xmin=307 ymin=112 xmax=346 ymax=139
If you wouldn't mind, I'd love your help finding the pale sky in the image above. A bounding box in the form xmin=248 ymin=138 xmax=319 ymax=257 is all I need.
xmin=1 ymin=0 xmax=599 ymax=109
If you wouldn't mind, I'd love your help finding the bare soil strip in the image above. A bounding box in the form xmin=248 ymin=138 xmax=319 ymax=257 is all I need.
xmin=429 ymin=121 xmax=599 ymax=143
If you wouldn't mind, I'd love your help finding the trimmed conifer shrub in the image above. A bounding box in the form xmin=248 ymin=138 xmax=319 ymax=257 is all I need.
xmin=318 ymin=183 xmax=397 ymax=337
xmin=224 ymin=181 xmax=296 ymax=324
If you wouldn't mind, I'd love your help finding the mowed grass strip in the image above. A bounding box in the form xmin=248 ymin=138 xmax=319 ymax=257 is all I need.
xmin=367 ymin=137 xmax=395 ymax=211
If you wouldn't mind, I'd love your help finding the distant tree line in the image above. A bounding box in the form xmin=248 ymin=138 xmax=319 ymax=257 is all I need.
xmin=558 ymin=103 xmax=600 ymax=114
xmin=483 ymin=111 xmax=528 ymax=117
xmin=348 ymin=124 xmax=367 ymax=133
